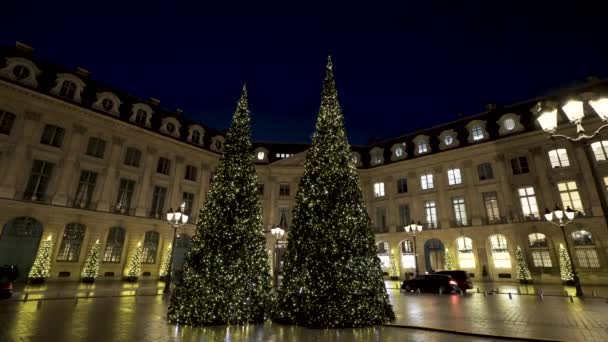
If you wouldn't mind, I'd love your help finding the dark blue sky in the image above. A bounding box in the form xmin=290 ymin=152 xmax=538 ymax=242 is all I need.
xmin=2 ymin=1 xmax=607 ymax=144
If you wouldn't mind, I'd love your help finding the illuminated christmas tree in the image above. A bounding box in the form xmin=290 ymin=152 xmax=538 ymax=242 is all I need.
xmin=389 ymin=252 xmax=399 ymax=279
xmin=443 ymin=248 xmax=454 ymax=271
xmin=559 ymin=243 xmax=574 ymax=282
xmin=515 ymin=246 xmax=532 ymax=282
xmin=81 ymin=239 xmax=101 ymax=281
xmin=28 ymin=235 xmax=53 ymax=282
xmin=273 ymin=57 xmax=394 ymax=328
xmin=126 ymin=241 xmax=142 ymax=280
xmin=159 ymin=245 xmax=172 ymax=279
xmin=168 ymin=86 xmax=272 ymax=326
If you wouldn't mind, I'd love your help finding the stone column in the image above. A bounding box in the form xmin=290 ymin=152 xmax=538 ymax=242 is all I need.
xmin=97 ymin=136 xmax=124 ymax=212
xmin=170 ymin=156 xmax=185 ymax=208
xmin=0 ymin=111 xmax=42 ymax=199
xmin=135 ymin=147 xmax=157 ymax=217
xmin=52 ymin=124 xmax=87 ymax=206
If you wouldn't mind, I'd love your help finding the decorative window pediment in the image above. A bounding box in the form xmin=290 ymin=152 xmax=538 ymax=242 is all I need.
xmin=160 ymin=117 xmax=181 ymax=138
xmin=413 ymin=135 xmax=430 ymax=156
xmin=370 ymin=147 xmax=384 ymax=166
xmin=254 ymin=147 xmax=269 ymax=163
xmin=497 ymin=113 xmax=524 ymax=136
xmin=351 ymin=151 xmax=362 ymax=167
xmin=466 ymin=120 xmax=489 ymax=143
xmin=438 ymin=129 xmax=459 ymax=150
xmin=50 ymin=73 xmax=86 ymax=103
xmin=211 ymin=135 xmax=225 ymax=153
xmin=92 ymin=92 xmax=121 ymax=116
xmin=0 ymin=57 xmax=41 ymax=87
xmin=129 ymin=103 xmax=153 ymax=128
xmin=391 ymin=142 xmax=407 ymax=161
xmin=187 ymin=124 xmax=205 ymax=145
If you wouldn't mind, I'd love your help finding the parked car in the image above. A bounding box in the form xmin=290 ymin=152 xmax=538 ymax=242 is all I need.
xmin=0 ymin=265 xmax=18 ymax=299
xmin=436 ymin=270 xmax=473 ymax=293
xmin=401 ymin=274 xmax=460 ymax=294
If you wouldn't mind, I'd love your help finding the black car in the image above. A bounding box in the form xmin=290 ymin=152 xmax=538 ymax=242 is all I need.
xmin=436 ymin=270 xmax=473 ymax=292
xmin=0 ymin=265 xmax=18 ymax=299
xmin=401 ymin=274 xmax=460 ymax=294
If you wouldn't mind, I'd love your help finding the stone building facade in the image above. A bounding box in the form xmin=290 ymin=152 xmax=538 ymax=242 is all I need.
xmin=1 ymin=42 xmax=607 ymax=284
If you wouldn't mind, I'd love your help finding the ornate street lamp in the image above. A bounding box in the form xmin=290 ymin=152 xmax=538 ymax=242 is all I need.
xmin=544 ymin=206 xmax=584 ymax=297
xmin=163 ymin=202 xmax=189 ymax=294
xmin=270 ymin=226 xmax=285 ymax=289
xmin=404 ymin=221 xmax=423 ymax=277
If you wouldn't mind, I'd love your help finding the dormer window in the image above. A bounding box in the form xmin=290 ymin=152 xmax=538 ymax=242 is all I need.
xmin=160 ymin=117 xmax=181 ymax=138
xmin=50 ymin=73 xmax=85 ymax=103
xmin=0 ymin=57 xmax=42 ymax=87
xmin=135 ymin=110 xmax=147 ymax=125
xmin=504 ymin=118 xmax=515 ymax=131
xmin=59 ymin=80 xmax=77 ymax=99
xmin=102 ymin=98 xmax=114 ymax=111
xmin=257 ymin=151 xmax=265 ymax=160
xmin=13 ymin=65 xmax=30 ymax=80
xmin=254 ymin=147 xmax=269 ymax=163
xmin=413 ymin=134 xmax=430 ymax=156
xmin=444 ymin=135 xmax=453 ymax=145
xmin=351 ymin=152 xmax=362 ymax=167
xmin=187 ymin=125 xmax=205 ymax=145
xmin=370 ymin=147 xmax=384 ymax=166
xmin=211 ymin=135 xmax=225 ymax=153
xmin=192 ymin=130 xmax=201 ymax=144
xmin=166 ymin=123 xmax=175 ymax=133
xmin=497 ymin=114 xmax=524 ymax=136
xmin=92 ymin=92 xmax=121 ymax=116
xmin=438 ymin=130 xmax=459 ymax=150
xmin=472 ymin=126 xmax=484 ymax=141
xmin=216 ymin=141 xmax=222 ymax=150
xmin=129 ymin=104 xmax=153 ymax=128
xmin=391 ymin=143 xmax=407 ymax=161
xmin=418 ymin=141 xmax=428 ymax=154
xmin=466 ymin=120 xmax=488 ymax=143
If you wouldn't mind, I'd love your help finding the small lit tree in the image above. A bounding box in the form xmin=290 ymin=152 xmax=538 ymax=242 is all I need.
xmin=559 ymin=243 xmax=574 ymax=282
xmin=125 ymin=241 xmax=143 ymax=281
xmin=443 ymin=248 xmax=454 ymax=271
xmin=389 ymin=251 xmax=399 ymax=279
xmin=28 ymin=235 xmax=53 ymax=283
xmin=515 ymin=246 xmax=532 ymax=283
xmin=159 ymin=245 xmax=172 ymax=280
xmin=81 ymin=239 xmax=101 ymax=282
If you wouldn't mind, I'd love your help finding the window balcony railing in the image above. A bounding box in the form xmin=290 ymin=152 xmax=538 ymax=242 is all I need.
xmin=148 ymin=210 xmax=164 ymax=220
xmin=508 ymin=214 xmax=542 ymax=223
xmin=373 ymin=226 xmax=390 ymax=233
xmin=112 ymin=205 xmax=134 ymax=216
xmin=450 ymin=220 xmax=472 ymax=228
xmin=573 ymin=239 xmax=595 ymax=247
xmin=423 ymin=222 xmax=440 ymax=229
xmin=481 ymin=216 xmax=508 ymax=225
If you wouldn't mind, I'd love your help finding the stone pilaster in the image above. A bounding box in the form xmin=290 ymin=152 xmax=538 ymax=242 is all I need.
xmin=96 ymin=136 xmax=124 ymax=211
xmin=52 ymin=123 xmax=87 ymax=206
xmin=135 ymin=147 xmax=157 ymax=217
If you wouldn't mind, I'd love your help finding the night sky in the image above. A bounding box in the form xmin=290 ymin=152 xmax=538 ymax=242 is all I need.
xmin=2 ymin=1 xmax=607 ymax=145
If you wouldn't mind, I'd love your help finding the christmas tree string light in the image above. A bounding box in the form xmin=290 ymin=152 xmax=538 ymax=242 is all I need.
xmin=515 ymin=246 xmax=532 ymax=282
xmin=28 ymin=235 xmax=53 ymax=281
xmin=81 ymin=239 xmax=101 ymax=280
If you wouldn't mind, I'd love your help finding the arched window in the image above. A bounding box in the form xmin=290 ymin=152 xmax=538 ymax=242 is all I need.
xmin=572 ymin=230 xmax=600 ymax=268
xmin=142 ymin=231 xmax=159 ymax=264
xmin=400 ymin=240 xmax=415 ymax=269
xmin=489 ymin=234 xmax=511 ymax=269
xmin=103 ymin=227 xmax=125 ymax=263
xmin=56 ymin=223 xmax=86 ymax=262
xmin=456 ymin=237 xmax=475 ymax=269
xmin=528 ymin=233 xmax=547 ymax=248
xmin=377 ymin=241 xmax=390 ymax=268
xmin=528 ymin=233 xmax=552 ymax=268
xmin=572 ymin=230 xmax=593 ymax=246
xmin=59 ymin=80 xmax=77 ymax=99
xmin=135 ymin=109 xmax=147 ymax=126
xmin=192 ymin=130 xmax=201 ymax=145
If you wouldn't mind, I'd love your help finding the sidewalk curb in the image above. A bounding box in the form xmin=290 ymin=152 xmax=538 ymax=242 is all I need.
xmin=382 ymin=323 xmax=565 ymax=342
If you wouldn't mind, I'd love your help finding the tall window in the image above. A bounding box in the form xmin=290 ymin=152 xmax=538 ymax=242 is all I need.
xmin=185 ymin=165 xmax=197 ymax=181
xmin=482 ymin=191 xmax=500 ymax=222
xmin=576 ymin=249 xmax=600 ymax=268
xmin=375 ymin=207 xmax=387 ymax=232
xmin=557 ymin=181 xmax=584 ymax=213
xmin=103 ymin=227 xmax=125 ymax=263
xmin=477 ymin=163 xmax=494 ymax=180
xmin=373 ymin=182 xmax=385 ymax=197
xmin=398 ymin=204 xmax=410 ymax=227
xmin=452 ymin=197 xmax=468 ymax=226
xmin=279 ymin=183 xmax=290 ymax=197
xmin=86 ymin=137 xmax=106 ymax=158
xmin=518 ymin=187 xmax=539 ymax=218
xmin=528 ymin=233 xmax=552 ymax=268
xmin=510 ymin=156 xmax=529 ymax=175
xmin=40 ymin=124 xmax=65 ymax=147
xmin=59 ymin=80 xmax=77 ymax=99
xmin=424 ymin=200 xmax=438 ymax=228
xmin=278 ymin=207 xmax=289 ymax=228
xmin=528 ymin=233 xmax=548 ymax=248
xmin=191 ymin=130 xmax=201 ymax=145
xmin=456 ymin=237 xmax=475 ymax=269
xmin=150 ymin=186 xmax=167 ymax=218
xmin=135 ymin=109 xmax=147 ymax=126
xmin=591 ymin=140 xmax=608 ymax=161
xmin=471 ymin=126 xmax=484 ymax=141
xmin=489 ymin=234 xmax=511 ymax=269
xmin=420 ymin=173 xmax=434 ymax=190
xmin=56 ymin=223 xmax=86 ymax=262
xmin=124 ymin=147 xmax=142 ymax=167
xmin=142 ymin=231 xmax=160 ymax=264
xmin=377 ymin=242 xmax=390 ymax=268
xmin=548 ymin=148 xmax=570 ymax=168
xmin=447 ymin=168 xmax=462 ymax=185
xmin=0 ymin=111 xmax=16 ymax=135
xmin=396 ymin=178 xmax=408 ymax=194
xmin=115 ymin=179 xmax=135 ymax=212
xmin=74 ymin=170 xmax=97 ymax=208
xmin=418 ymin=141 xmax=428 ymax=154
xmin=24 ymin=160 xmax=54 ymax=201
xmin=157 ymin=157 xmax=171 ymax=175
xmin=400 ymin=240 xmax=415 ymax=268
xmin=182 ymin=192 xmax=195 ymax=219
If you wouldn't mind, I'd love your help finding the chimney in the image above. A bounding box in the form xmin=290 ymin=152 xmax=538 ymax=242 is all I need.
xmin=149 ymin=98 xmax=161 ymax=106
xmin=75 ymin=67 xmax=91 ymax=78
xmin=485 ymin=103 xmax=497 ymax=111
xmin=15 ymin=41 xmax=34 ymax=53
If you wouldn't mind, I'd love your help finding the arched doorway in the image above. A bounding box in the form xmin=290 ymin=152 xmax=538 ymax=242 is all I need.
xmin=424 ymin=238 xmax=444 ymax=272
xmin=0 ymin=217 xmax=43 ymax=280
xmin=173 ymin=234 xmax=192 ymax=273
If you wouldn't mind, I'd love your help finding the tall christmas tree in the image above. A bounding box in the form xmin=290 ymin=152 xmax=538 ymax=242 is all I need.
xmin=515 ymin=246 xmax=532 ymax=282
xmin=443 ymin=248 xmax=454 ymax=271
xmin=273 ymin=57 xmax=394 ymax=328
xmin=81 ymin=239 xmax=101 ymax=279
xmin=159 ymin=245 xmax=172 ymax=279
xmin=168 ymin=86 xmax=272 ymax=326
xmin=389 ymin=252 xmax=399 ymax=279
xmin=559 ymin=243 xmax=574 ymax=282
xmin=126 ymin=241 xmax=142 ymax=280
xmin=28 ymin=235 xmax=53 ymax=281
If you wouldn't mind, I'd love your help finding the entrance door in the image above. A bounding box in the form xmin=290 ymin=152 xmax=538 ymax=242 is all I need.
xmin=172 ymin=234 xmax=192 ymax=280
xmin=424 ymin=238 xmax=445 ymax=272
xmin=0 ymin=217 xmax=43 ymax=280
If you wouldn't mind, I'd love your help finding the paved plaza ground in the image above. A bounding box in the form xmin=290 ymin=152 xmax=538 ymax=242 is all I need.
xmin=2 ymin=282 xmax=608 ymax=341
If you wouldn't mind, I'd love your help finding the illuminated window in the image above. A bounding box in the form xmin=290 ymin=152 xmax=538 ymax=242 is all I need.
xmin=452 ymin=197 xmax=468 ymax=226
xmin=572 ymin=230 xmax=594 ymax=246
xmin=576 ymin=249 xmax=600 ymax=268
xmin=420 ymin=173 xmax=434 ymax=190
xmin=444 ymin=135 xmax=454 ymax=145
xmin=456 ymin=237 xmax=475 ymax=269
xmin=418 ymin=141 xmax=428 ymax=154
xmin=528 ymin=233 xmax=547 ymax=248
xmin=531 ymin=251 xmax=552 ymax=268
xmin=400 ymin=240 xmax=415 ymax=269
xmin=591 ymin=140 xmax=608 ymax=161
xmin=142 ymin=231 xmax=159 ymax=264
xmin=103 ymin=227 xmax=125 ymax=263
xmin=490 ymin=234 xmax=511 ymax=269
xmin=447 ymin=168 xmax=462 ymax=185
xmin=257 ymin=151 xmax=265 ymax=160
xmin=504 ymin=118 xmax=515 ymax=131
xmin=471 ymin=126 xmax=484 ymax=141
xmin=483 ymin=192 xmax=500 ymax=222
xmin=424 ymin=200 xmax=438 ymax=228
xmin=374 ymin=182 xmax=385 ymax=197
xmin=518 ymin=187 xmax=539 ymax=218
xmin=557 ymin=181 xmax=583 ymax=213
xmin=377 ymin=242 xmax=390 ymax=268
xmin=548 ymin=148 xmax=570 ymax=168
xmin=56 ymin=223 xmax=86 ymax=262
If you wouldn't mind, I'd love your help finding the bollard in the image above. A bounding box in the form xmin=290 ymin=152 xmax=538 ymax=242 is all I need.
xmin=508 ymin=292 xmax=512 ymax=300
xmin=23 ymin=293 xmax=29 ymax=302
xmin=483 ymin=291 xmax=487 ymax=297
xmin=37 ymin=300 xmax=42 ymax=310
xmin=439 ymin=287 xmax=443 ymax=296
xmin=417 ymin=288 xmax=421 ymax=295
xmin=564 ymin=290 xmax=569 ymax=297
xmin=517 ymin=288 xmax=521 ymax=295
xmin=592 ymin=291 xmax=597 ymax=297
xmin=74 ymin=298 xmax=78 ymax=306
xmin=569 ymin=296 xmax=574 ymax=303
xmin=477 ymin=287 xmax=480 ymax=293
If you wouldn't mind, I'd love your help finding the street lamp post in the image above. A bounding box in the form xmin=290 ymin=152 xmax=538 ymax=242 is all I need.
xmin=270 ymin=226 xmax=285 ymax=289
xmin=404 ymin=221 xmax=423 ymax=277
xmin=544 ymin=206 xmax=584 ymax=297
xmin=534 ymin=97 xmax=608 ymax=232
xmin=164 ymin=202 xmax=189 ymax=294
